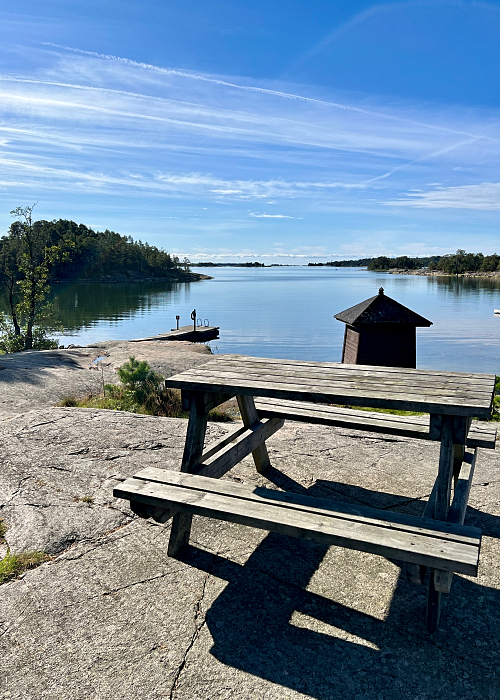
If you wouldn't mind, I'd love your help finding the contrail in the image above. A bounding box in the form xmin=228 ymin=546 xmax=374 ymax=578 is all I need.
xmin=40 ymin=42 xmax=498 ymax=142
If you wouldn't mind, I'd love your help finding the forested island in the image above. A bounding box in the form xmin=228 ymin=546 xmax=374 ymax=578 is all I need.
xmin=193 ymin=261 xmax=267 ymax=267
xmin=0 ymin=207 xmax=207 ymax=351
xmin=192 ymin=262 xmax=292 ymax=267
xmin=308 ymin=258 xmax=373 ymax=267
xmin=309 ymin=255 xmax=441 ymax=269
xmin=0 ymin=218 xmax=202 ymax=282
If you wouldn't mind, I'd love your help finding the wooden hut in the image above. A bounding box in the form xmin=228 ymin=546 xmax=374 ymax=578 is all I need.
xmin=334 ymin=288 xmax=432 ymax=368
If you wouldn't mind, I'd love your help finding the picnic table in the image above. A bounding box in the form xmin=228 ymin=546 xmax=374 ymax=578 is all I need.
xmin=114 ymin=355 xmax=497 ymax=632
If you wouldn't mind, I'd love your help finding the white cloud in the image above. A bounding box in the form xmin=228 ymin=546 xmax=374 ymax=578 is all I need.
xmin=179 ymin=250 xmax=326 ymax=260
xmin=249 ymin=213 xmax=294 ymax=218
xmin=0 ymin=40 xmax=500 ymax=241
xmin=386 ymin=182 xmax=500 ymax=209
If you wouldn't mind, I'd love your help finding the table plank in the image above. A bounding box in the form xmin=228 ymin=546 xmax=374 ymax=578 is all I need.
xmin=173 ymin=367 xmax=492 ymax=401
xmin=212 ymin=355 xmax=495 ymax=382
xmin=166 ymin=368 xmax=493 ymax=418
xmin=185 ymin=357 xmax=494 ymax=390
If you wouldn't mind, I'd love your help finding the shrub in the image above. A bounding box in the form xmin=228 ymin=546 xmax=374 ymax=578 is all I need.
xmin=58 ymin=357 xmax=235 ymax=421
xmin=0 ymin=315 xmax=59 ymax=353
xmin=492 ymin=376 xmax=500 ymax=422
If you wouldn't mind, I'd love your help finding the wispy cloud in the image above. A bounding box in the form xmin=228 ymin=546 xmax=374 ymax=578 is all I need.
xmin=43 ymin=42 xmax=493 ymax=141
xmin=181 ymin=249 xmax=328 ymax=260
xmin=0 ymin=40 xmax=499 ymax=253
xmin=387 ymin=182 xmax=500 ymax=209
xmin=249 ymin=213 xmax=294 ymax=218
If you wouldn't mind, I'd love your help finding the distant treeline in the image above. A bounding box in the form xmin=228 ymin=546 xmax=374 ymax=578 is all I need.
xmin=367 ymin=255 xmax=442 ymax=270
xmin=368 ymin=251 xmax=500 ymax=273
xmin=193 ymin=261 xmax=267 ymax=267
xmin=308 ymin=258 xmax=372 ymax=267
xmin=309 ymin=251 xmax=500 ymax=273
xmin=1 ymin=219 xmax=186 ymax=281
xmin=308 ymin=256 xmax=438 ymax=268
xmin=429 ymin=250 xmax=500 ymax=274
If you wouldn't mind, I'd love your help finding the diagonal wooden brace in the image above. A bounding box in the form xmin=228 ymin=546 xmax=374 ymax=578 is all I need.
xmin=194 ymin=417 xmax=284 ymax=479
xmin=237 ymin=394 xmax=273 ymax=473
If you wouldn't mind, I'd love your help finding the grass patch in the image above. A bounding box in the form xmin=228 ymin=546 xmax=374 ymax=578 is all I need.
xmin=491 ymin=376 xmax=500 ymax=422
xmin=58 ymin=386 xmax=235 ymax=421
xmin=339 ymin=405 xmax=425 ymax=416
xmin=0 ymin=550 xmax=52 ymax=584
xmin=59 ymin=386 xmax=189 ymax=418
xmin=73 ymin=496 xmax=94 ymax=504
xmin=0 ymin=519 xmax=7 ymax=543
xmin=0 ymin=519 xmax=52 ymax=585
xmin=58 ymin=357 xmax=235 ymax=421
xmin=207 ymin=407 xmax=235 ymax=422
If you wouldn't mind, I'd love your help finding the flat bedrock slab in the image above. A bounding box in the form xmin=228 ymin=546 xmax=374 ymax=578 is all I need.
xmin=0 ymin=340 xmax=212 ymax=420
xmin=1 ymin=407 xmax=500 ymax=699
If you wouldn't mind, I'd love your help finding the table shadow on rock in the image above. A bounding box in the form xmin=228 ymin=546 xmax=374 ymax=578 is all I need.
xmin=174 ymin=473 xmax=500 ymax=699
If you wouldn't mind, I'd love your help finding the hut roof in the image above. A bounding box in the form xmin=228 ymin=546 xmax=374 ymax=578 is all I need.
xmin=334 ymin=288 xmax=432 ymax=326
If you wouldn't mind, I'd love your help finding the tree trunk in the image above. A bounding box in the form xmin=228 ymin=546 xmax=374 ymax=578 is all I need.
xmin=25 ymin=321 xmax=33 ymax=349
xmin=7 ymin=284 xmax=20 ymax=335
xmin=25 ymin=286 xmax=36 ymax=350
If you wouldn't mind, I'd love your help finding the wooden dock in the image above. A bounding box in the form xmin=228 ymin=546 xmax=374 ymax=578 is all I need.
xmin=131 ymin=325 xmax=219 ymax=343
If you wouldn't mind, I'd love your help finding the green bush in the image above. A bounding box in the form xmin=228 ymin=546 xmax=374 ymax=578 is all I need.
xmin=0 ymin=313 xmax=59 ymax=353
xmin=58 ymin=356 xmax=235 ymax=421
xmin=492 ymin=376 xmax=500 ymax=422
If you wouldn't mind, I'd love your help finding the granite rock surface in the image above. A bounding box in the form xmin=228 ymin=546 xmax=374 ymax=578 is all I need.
xmin=1 ymin=404 xmax=499 ymax=700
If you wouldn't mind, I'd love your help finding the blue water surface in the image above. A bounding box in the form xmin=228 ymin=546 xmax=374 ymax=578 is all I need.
xmin=47 ymin=267 xmax=500 ymax=374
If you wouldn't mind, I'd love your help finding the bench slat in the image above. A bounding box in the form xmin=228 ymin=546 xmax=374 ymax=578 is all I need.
xmin=114 ymin=471 xmax=480 ymax=575
xmin=254 ymin=398 xmax=497 ymax=449
xmin=131 ymin=467 xmax=479 ymax=545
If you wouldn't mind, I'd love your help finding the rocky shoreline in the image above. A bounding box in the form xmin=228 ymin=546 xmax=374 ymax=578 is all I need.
xmin=52 ymin=270 xmax=213 ymax=283
xmin=386 ymin=268 xmax=500 ymax=278
xmin=0 ymin=339 xmax=214 ymax=420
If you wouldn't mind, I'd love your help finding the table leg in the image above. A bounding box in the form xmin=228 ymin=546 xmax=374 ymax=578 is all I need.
xmin=433 ymin=415 xmax=455 ymax=520
xmin=426 ymin=415 xmax=454 ymax=632
xmin=168 ymin=392 xmax=209 ymax=556
xmin=237 ymin=394 xmax=272 ymax=474
xmin=453 ymin=444 xmax=465 ymax=489
xmin=426 ymin=571 xmax=442 ymax=633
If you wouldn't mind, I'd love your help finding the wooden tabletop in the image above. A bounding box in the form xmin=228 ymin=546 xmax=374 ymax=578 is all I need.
xmin=165 ymin=355 xmax=496 ymax=419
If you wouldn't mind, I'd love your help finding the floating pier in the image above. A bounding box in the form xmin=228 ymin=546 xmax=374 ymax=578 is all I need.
xmin=131 ymin=325 xmax=219 ymax=343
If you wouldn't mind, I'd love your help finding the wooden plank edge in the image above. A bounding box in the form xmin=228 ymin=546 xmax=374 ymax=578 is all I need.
xmin=164 ymin=378 xmax=493 ymax=419
xmin=112 ymin=481 xmax=479 ymax=575
xmin=129 ymin=467 xmax=481 ymax=545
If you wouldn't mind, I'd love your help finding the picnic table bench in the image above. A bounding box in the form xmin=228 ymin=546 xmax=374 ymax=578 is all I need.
xmin=114 ymin=355 xmax=496 ymax=632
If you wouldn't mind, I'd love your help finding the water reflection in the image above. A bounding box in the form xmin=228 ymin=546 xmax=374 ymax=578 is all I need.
xmin=47 ymin=281 xmax=186 ymax=331
xmin=427 ymin=274 xmax=500 ymax=297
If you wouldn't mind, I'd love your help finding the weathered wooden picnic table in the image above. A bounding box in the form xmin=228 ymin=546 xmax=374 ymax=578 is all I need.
xmin=114 ymin=355 xmax=497 ymax=632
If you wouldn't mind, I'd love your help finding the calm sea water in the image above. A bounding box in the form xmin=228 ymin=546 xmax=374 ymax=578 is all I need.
xmin=19 ymin=267 xmax=500 ymax=374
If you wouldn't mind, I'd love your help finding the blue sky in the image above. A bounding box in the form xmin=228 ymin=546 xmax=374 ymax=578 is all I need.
xmin=1 ymin=0 xmax=500 ymax=263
